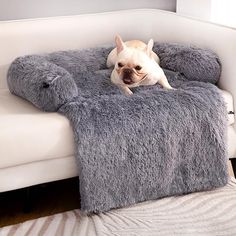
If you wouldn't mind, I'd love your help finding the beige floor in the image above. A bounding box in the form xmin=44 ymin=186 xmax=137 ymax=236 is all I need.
xmin=1 ymin=177 xmax=236 ymax=236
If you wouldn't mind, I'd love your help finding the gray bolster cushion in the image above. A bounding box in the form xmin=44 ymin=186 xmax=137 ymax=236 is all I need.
xmin=7 ymin=55 xmax=78 ymax=112
xmin=153 ymin=43 xmax=221 ymax=84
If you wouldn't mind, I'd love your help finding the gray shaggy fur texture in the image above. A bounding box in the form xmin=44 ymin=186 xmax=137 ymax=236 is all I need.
xmin=7 ymin=43 xmax=228 ymax=213
xmin=153 ymin=43 xmax=221 ymax=84
xmin=7 ymin=55 xmax=79 ymax=111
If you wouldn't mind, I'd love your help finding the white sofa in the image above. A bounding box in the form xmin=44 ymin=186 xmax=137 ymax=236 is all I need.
xmin=0 ymin=9 xmax=236 ymax=192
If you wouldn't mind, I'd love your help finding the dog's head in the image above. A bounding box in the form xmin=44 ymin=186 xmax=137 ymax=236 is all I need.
xmin=114 ymin=35 xmax=154 ymax=86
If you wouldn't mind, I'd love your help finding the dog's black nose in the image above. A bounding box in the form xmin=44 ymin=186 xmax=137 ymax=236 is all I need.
xmin=123 ymin=68 xmax=133 ymax=76
xmin=122 ymin=68 xmax=134 ymax=84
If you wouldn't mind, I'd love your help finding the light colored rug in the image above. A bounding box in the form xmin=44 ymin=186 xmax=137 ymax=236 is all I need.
xmin=1 ymin=178 xmax=236 ymax=236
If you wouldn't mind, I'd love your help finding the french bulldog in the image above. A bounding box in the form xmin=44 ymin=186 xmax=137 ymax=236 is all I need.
xmin=106 ymin=35 xmax=173 ymax=95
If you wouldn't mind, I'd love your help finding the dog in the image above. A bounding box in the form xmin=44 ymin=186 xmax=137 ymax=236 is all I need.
xmin=106 ymin=35 xmax=173 ymax=95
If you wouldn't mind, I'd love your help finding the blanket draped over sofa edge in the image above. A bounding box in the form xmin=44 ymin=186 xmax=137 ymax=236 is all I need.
xmin=58 ymin=71 xmax=228 ymax=213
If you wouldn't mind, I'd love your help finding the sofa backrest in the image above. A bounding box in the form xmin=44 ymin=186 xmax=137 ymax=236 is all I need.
xmin=0 ymin=9 xmax=153 ymax=89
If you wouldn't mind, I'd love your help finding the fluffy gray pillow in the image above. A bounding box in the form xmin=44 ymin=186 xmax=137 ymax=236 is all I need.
xmin=7 ymin=55 xmax=78 ymax=112
xmin=153 ymin=43 xmax=221 ymax=84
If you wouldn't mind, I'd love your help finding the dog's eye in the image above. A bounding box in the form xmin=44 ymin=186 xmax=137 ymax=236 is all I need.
xmin=135 ymin=65 xmax=142 ymax=71
xmin=118 ymin=62 xmax=124 ymax=67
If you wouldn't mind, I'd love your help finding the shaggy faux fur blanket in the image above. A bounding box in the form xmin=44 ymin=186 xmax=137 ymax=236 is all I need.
xmin=7 ymin=44 xmax=228 ymax=213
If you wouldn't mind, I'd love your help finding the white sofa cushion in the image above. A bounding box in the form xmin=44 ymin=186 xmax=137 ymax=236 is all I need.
xmin=0 ymin=89 xmax=74 ymax=169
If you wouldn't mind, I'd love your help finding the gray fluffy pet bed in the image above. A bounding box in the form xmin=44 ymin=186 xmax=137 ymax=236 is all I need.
xmin=7 ymin=43 xmax=228 ymax=213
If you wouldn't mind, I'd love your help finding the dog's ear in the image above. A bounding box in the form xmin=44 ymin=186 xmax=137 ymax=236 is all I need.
xmin=115 ymin=35 xmax=126 ymax=54
xmin=145 ymin=39 xmax=154 ymax=58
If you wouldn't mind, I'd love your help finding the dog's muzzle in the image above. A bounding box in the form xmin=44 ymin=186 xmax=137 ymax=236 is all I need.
xmin=122 ymin=68 xmax=134 ymax=84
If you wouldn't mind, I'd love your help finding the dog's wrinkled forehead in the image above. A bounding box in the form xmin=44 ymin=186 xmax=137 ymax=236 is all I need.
xmin=117 ymin=48 xmax=150 ymax=66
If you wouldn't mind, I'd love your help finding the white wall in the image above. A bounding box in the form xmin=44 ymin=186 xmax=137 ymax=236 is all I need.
xmin=176 ymin=0 xmax=236 ymax=28
xmin=0 ymin=0 xmax=176 ymax=21
xmin=211 ymin=0 xmax=236 ymax=28
xmin=177 ymin=0 xmax=211 ymax=21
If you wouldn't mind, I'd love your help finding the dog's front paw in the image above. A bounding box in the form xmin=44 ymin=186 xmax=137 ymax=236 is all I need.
xmin=122 ymin=87 xmax=133 ymax=96
xmin=169 ymin=87 xmax=177 ymax=90
xmin=125 ymin=91 xmax=133 ymax=96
